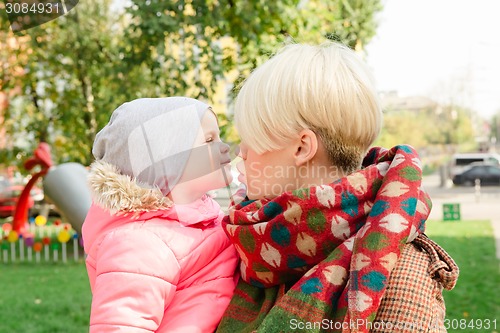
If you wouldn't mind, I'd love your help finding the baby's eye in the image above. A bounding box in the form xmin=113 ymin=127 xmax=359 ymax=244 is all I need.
xmin=205 ymin=137 xmax=214 ymax=143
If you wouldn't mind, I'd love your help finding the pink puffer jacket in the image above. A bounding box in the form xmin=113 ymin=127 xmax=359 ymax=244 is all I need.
xmin=82 ymin=161 xmax=238 ymax=333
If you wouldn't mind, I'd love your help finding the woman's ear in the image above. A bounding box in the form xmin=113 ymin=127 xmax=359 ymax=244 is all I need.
xmin=294 ymin=129 xmax=318 ymax=166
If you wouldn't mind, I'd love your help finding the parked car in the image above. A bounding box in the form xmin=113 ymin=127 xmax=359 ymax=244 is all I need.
xmin=449 ymin=152 xmax=500 ymax=179
xmin=452 ymin=164 xmax=500 ymax=186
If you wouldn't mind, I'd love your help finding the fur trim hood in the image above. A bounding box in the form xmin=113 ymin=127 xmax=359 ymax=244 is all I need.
xmin=88 ymin=160 xmax=173 ymax=214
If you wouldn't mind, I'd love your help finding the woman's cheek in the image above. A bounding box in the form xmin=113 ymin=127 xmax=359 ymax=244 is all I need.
xmin=236 ymin=160 xmax=247 ymax=185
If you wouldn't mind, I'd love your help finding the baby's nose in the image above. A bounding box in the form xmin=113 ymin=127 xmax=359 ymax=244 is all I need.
xmin=219 ymin=142 xmax=230 ymax=154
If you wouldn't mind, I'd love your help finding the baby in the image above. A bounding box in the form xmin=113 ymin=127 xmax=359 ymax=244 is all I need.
xmin=83 ymin=97 xmax=238 ymax=333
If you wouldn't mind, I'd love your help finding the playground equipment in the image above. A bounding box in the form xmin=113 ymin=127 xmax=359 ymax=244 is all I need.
xmin=1 ymin=143 xmax=89 ymax=263
xmin=1 ymin=219 xmax=81 ymax=263
xmin=11 ymin=142 xmax=91 ymax=234
xmin=11 ymin=142 xmax=52 ymax=232
xmin=43 ymin=162 xmax=91 ymax=234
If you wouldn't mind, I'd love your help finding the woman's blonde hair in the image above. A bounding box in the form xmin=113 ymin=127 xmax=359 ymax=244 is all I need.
xmin=234 ymin=42 xmax=382 ymax=173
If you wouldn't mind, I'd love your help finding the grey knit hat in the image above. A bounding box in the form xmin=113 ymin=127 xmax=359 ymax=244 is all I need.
xmin=93 ymin=97 xmax=211 ymax=194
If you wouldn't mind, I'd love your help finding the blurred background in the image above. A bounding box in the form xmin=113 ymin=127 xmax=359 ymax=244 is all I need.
xmin=0 ymin=1 xmax=499 ymax=332
xmin=1 ymin=0 xmax=499 ymax=183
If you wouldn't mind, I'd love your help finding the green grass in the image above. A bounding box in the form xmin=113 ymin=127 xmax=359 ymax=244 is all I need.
xmin=0 ymin=262 xmax=91 ymax=333
xmin=426 ymin=220 xmax=500 ymax=333
xmin=0 ymin=220 xmax=498 ymax=333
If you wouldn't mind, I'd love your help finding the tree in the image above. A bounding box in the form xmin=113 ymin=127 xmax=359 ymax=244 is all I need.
xmin=1 ymin=0 xmax=129 ymax=167
xmin=298 ymin=0 xmax=382 ymax=51
xmin=1 ymin=0 xmax=383 ymax=169
xmin=489 ymin=112 xmax=500 ymax=146
xmin=375 ymin=105 xmax=475 ymax=150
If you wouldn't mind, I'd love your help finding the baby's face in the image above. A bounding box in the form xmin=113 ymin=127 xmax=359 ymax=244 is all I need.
xmin=177 ymin=111 xmax=232 ymax=191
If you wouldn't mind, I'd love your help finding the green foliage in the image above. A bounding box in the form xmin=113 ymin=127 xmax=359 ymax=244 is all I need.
xmin=376 ymin=110 xmax=429 ymax=149
xmin=1 ymin=0 xmax=125 ymax=167
xmin=1 ymin=0 xmax=383 ymax=170
xmin=375 ymin=106 xmax=475 ymax=150
xmin=303 ymin=0 xmax=383 ymax=50
xmin=489 ymin=114 xmax=500 ymax=144
xmin=425 ymin=107 xmax=474 ymax=145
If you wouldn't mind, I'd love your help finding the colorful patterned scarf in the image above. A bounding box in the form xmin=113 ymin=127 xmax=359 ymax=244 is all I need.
xmin=217 ymin=145 xmax=432 ymax=333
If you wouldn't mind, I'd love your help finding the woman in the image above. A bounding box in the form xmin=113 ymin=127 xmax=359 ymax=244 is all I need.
xmin=217 ymin=42 xmax=458 ymax=333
